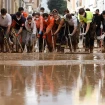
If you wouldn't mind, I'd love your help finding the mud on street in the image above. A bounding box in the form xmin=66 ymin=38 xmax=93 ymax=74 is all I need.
xmin=0 ymin=53 xmax=105 ymax=105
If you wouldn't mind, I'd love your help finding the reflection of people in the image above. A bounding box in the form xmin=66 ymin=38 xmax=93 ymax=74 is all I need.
xmin=101 ymin=67 xmax=105 ymax=99
xmin=11 ymin=67 xmax=25 ymax=88
xmin=79 ymin=64 xmax=95 ymax=99
xmin=36 ymin=67 xmax=54 ymax=95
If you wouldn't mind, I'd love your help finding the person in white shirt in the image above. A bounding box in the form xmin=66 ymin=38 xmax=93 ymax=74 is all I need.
xmin=25 ymin=16 xmax=37 ymax=53
xmin=0 ymin=8 xmax=12 ymax=52
xmin=66 ymin=14 xmax=79 ymax=52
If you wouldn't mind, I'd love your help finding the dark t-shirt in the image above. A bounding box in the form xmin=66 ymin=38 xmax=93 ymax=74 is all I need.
xmin=12 ymin=15 xmax=26 ymax=30
xmin=100 ymin=14 xmax=105 ymax=32
xmin=94 ymin=14 xmax=101 ymax=29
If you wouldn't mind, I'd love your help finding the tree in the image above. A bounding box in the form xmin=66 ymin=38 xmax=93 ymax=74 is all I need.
xmin=47 ymin=0 xmax=67 ymax=14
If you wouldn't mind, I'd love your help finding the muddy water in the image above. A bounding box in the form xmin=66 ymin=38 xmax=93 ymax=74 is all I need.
xmin=0 ymin=53 xmax=105 ymax=61
xmin=0 ymin=64 xmax=105 ymax=105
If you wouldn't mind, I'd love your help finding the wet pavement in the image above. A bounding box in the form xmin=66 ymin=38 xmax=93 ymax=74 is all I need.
xmin=0 ymin=53 xmax=105 ymax=105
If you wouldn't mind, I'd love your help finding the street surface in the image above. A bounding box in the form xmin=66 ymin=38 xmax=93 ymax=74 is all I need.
xmin=0 ymin=52 xmax=105 ymax=105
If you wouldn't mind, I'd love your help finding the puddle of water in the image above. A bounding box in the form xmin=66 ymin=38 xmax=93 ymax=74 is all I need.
xmin=0 ymin=65 xmax=105 ymax=105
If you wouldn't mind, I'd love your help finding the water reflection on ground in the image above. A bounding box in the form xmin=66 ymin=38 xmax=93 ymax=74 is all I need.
xmin=0 ymin=64 xmax=105 ymax=105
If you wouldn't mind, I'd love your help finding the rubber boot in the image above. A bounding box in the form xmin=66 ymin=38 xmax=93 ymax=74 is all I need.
xmin=16 ymin=45 xmax=19 ymax=53
xmin=74 ymin=44 xmax=77 ymax=52
xmin=61 ymin=47 xmax=64 ymax=53
xmin=85 ymin=48 xmax=89 ymax=52
xmin=30 ymin=46 xmax=33 ymax=53
xmin=90 ymin=46 xmax=93 ymax=53
xmin=56 ymin=45 xmax=61 ymax=52
xmin=97 ymin=40 xmax=100 ymax=48
xmin=1 ymin=44 xmax=4 ymax=53
xmin=27 ymin=46 xmax=30 ymax=53
xmin=69 ymin=45 xmax=72 ymax=52
xmin=102 ymin=44 xmax=105 ymax=53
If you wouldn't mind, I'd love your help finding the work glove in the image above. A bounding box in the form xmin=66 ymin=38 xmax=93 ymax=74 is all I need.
xmin=4 ymin=34 xmax=8 ymax=39
xmin=38 ymin=31 xmax=42 ymax=35
xmin=43 ymin=35 xmax=46 ymax=39
xmin=37 ymin=34 xmax=40 ymax=38
xmin=100 ymin=34 xmax=105 ymax=40
xmin=80 ymin=33 xmax=86 ymax=36
xmin=15 ymin=34 xmax=19 ymax=37
xmin=68 ymin=33 xmax=73 ymax=36
xmin=32 ymin=34 xmax=35 ymax=38
xmin=9 ymin=37 xmax=13 ymax=45
xmin=100 ymin=24 xmax=103 ymax=29
xmin=52 ymin=34 xmax=55 ymax=37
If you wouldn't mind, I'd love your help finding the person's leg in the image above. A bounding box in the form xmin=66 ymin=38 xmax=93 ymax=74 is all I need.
xmin=46 ymin=32 xmax=53 ymax=52
xmin=103 ymin=37 xmax=105 ymax=52
xmin=39 ymin=34 xmax=43 ymax=52
xmin=21 ymin=30 xmax=27 ymax=51
xmin=89 ymin=24 xmax=95 ymax=53
xmin=90 ymin=38 xmax=94 ymax=53
xmin=26 ymin=32 xmax=30 ymax=53
xmin=96 ymin=28 xmax=101 ymax=47
xmin=85 ymin=31 xmax=90 ymax=52
xmin=72 ymin=35 xmax=78 ymax=52
xmin=60 ymin=27 xmax=67 ymax=53
xmin=30 ymin=34 xmax=35 ymax=53
xmin=56 ymin=34 xmax=61 ymax=52
xmin=3 ymin=28 xmax=10 ymax=53
xmin=0 ymin=32 xmax=4 ymax=52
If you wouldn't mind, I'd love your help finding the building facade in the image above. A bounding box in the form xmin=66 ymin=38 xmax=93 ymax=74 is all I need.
xmin=24 ymin=0 xmax=41 ymax=13
xmin=0 ymin=0 xmax=22 ymax=14
xmin=67 ymin=0 xmax=105 ymax=13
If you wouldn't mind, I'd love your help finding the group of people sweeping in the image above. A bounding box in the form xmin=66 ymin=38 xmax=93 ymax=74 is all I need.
xmin=0 ymin=7 xmax=105 ymax=53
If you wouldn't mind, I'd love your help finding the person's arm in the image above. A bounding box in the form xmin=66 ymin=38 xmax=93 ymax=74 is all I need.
xmin=45 ymin=18 xmax=54 ymax=35
xmin=32 ymin=21 xmax=37 ymax=35
xmin=54 ymin=19 xmax=65 ymax=35
xmin=85 ymin=23 xmax=90 ymax=34
xmin=72 ymin=17 xmax=78 ymax=35
xmin=6 ymin=25 xmax=11 ymax=35
xmin=72 ymin=26 xmax=77 ymax=35
xmin=17 ymin=27 xmax=23 ymax=35
xmin=17 ymin=18 xmax=25 ymax=35
xmin=25 ymin=21 xmax=28 ymax=31
xmin=39 ymin=16 xmax=43 ymax=34
xmin=85 ymin=12 xmax=93 ymax=34
xmin=6 ymin=15 xmax=12 ymax=35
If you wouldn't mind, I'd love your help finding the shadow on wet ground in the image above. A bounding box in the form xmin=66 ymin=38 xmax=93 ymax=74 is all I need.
xmin=0 ymin=64 xmax=105 ymax=105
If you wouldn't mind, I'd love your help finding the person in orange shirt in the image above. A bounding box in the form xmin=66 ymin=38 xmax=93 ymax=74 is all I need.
xmin=43 ymin=13 xmax=55 ymax=52
xmin=18 ymin=7 xmax=28 ymax=18
xmin=34 ymin=13 xmax=43 ymax=52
